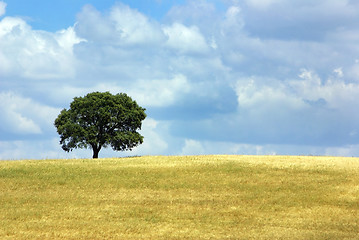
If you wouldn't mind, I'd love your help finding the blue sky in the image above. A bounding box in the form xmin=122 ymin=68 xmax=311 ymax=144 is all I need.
xmin=5 ymin=0 xmax=189 ymax=30
xmin=2 ymin=0 xmax=359 ymax=159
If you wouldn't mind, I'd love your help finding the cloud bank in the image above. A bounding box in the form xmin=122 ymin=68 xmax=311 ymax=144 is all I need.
xmin=2 ymin=0 xmax=359 ymax=159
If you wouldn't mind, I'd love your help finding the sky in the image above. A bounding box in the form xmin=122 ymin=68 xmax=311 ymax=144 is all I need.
xmin=1 ymin=0 xmax=359 ymax=159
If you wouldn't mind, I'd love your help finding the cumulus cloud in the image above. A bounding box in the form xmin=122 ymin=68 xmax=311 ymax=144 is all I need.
xmin=45 ymin=74 xmax=192 ymax=109
xmin=181 ymin=139 xmax=205 ymax=155
xmin=75 ymin=4 xmax=165 ymax=46
xmin=0 ymin=16 xmax=83 ymax=79
xmin=163 ymin=23 xmax=209 ymax=54
xmin=292 ymin=69 xmax=359 ymax=111
xmin=110 ymin=3 xmax=165 ymax=45
xmin=0 ymin=1 xmax=5 ymax=17
xmin=2 ymin=1 xmax=359 ymax=159
xmin=75 ymin=3 xmax=210 ymax=56
xmin=128 ymin=74 xmax=192 ymax=107
xmin=0 ymin=92 xmax=61 ymax=136
xmin=172 ymin=64 xmax=359 ymax=148
xmin=230 ymin=69 xmax=359 ymax=145
xmin=130 ymin=118 xmax=169 ymax=156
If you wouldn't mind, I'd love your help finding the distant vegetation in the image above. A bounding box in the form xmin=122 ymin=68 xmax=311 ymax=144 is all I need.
xmin=1 ymin=155 xmax=358 ymax=239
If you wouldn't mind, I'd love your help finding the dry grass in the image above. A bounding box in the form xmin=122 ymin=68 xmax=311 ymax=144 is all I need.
xmin=0 ymin=155 xmax=358 ymax=239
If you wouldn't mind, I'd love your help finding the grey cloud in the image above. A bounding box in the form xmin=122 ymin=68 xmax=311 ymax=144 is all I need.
xmin=240 ymin=0 xmax=359 ymax=41
xmin=171 ymin=69 xmax=359 ymax=147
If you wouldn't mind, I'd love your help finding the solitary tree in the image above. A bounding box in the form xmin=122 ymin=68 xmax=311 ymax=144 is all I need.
xmin=54 ymin=92 xmax=146 ymax=158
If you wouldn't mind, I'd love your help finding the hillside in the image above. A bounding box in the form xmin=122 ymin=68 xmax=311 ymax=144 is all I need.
xmin=1 ymin=155 xmax=358 ymax=239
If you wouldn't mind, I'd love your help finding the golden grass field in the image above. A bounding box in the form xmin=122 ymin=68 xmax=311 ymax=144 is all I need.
xmin=0 ymin=155 xmax=358 ymax=239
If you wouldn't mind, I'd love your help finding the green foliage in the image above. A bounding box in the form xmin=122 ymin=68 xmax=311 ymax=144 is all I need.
xmin=54 ymin=92 xmax=146 ymax=158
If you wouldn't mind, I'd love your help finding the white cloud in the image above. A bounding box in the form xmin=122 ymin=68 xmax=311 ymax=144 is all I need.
xmin=348 ymin=61 xmax=359 ymax=81
xmin=55 ymin=26 xmax=85 ymax=53
xmin=180 ymin=139 xmax=280 ymax=156
xmin=129 ymin=118 xmax=169 ymax=156
xmin=235 ymin=68 xmax=359 ymax=118
xmin=333 ymin=67 xmax=343 ymax=78
xmin=74 ymin=5 xmax=112 ymax=43
xmin=324 ymin=144 xmax=359 ymax=157
xmin=163 ymin=22 xmax=209 ymax=54
xmin=245 ymin=0 xmax=283 ymax=9
xmin=0 ymin=16 xmax=28 ymax=39
xmin=0 ymin=138 xmax=82 ymax=160
xmin=181 ymin=139 xmax=205 ymax=155
xmin=0 ymin=92 xmax=61 ymax=135
xmin=221 ymin=5 xmax=244 ymax=34
xmin=165 ymin=0 xmax=217 ymax=31
xmin=47 ymin=74 xmax=192 ymax=108
xmin=128 ymin=74 xmax=192 ymax=107
xmin=226 ymin=5 xmax=241 ymax=19
xmin=110 ymin=3 xmax=165 ymax=45
xmin=292 ymin=69 xmax=359 ymax=110
xmin=0 ymin=92 xmax=41 ymax=134
xmin=3 ymin=1 xmax=359 ymax=159
xmin=235 ymin=77 xmax=304 ymax=110
xmin=0 ymin=1 xmax=6 ymax=17
xmin=0 ymin=17 xmax=81 ymax=79
xmin=226 ymin=68 xmax=359 ymax=148
xmin=0 ymin=141 xmax=34 ymax=160
xmin=75 ymin=4 xmax=165 ymax=46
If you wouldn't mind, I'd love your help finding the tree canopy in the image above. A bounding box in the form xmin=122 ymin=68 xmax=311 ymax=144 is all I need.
xmin=54 ymin=92 xmax=146 ymax=158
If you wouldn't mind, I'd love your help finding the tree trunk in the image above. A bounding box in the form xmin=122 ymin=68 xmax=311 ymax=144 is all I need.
xmin=93 ymin=149 xmax=99 ymax=159
xmin=92 ymin=144 xmax=101 ymax=159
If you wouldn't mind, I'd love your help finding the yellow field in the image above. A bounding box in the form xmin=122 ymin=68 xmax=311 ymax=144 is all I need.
xmin=0 ymin=155 xmax=358 ymax=239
